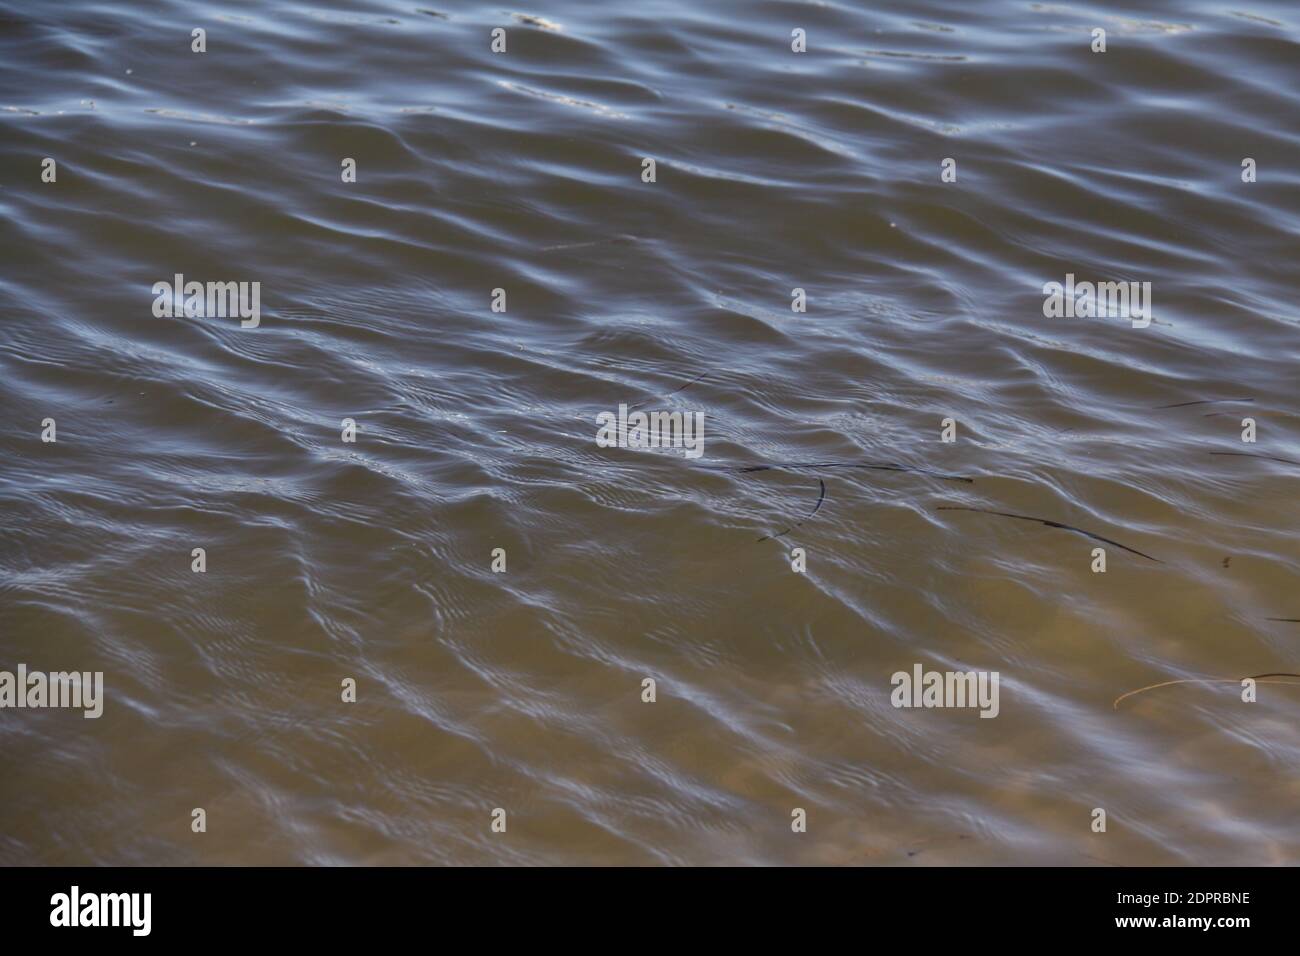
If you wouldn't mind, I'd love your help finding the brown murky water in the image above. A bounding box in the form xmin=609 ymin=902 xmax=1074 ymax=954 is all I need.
xmin=1 ymin=0 xmax=1298 ymax=865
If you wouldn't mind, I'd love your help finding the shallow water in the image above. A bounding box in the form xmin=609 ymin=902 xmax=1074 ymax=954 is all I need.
xmin=1 ymin=0 xmax=1298 ymax=865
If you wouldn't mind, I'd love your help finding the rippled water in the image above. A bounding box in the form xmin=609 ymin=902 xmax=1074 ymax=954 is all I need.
xmin=2 ymin=0 xmax=1298 ymax=865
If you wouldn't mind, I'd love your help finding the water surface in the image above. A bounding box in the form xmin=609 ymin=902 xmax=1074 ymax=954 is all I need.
xmin=1 ymin=0 xmax=1299 ymax=865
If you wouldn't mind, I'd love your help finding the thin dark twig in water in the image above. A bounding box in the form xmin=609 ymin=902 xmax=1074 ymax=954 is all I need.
xmin=627 ymin=370 xmax=710 ymax=411
xmin=738 ymin=461 xmax=973 ymax=484
xmin=1265 ymin=618 xmax=1300 ymax=623
xmin=1114 ymin=673 xmax=1300 ymax=710
xmin=1155 ymin=397 xmax=1254 ymax=408
xmin=1210 ymin=451 xmax=1300 ymax=466
xmin=759 ymin=478 xmax=825 ymax=542
xmin=937 ymin=506 xmax=1163 ymax=563
xmin=734 ymin=459 xmax=969 ymax=542
xmin=664 ymin=369 xmax=710 ymax=398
